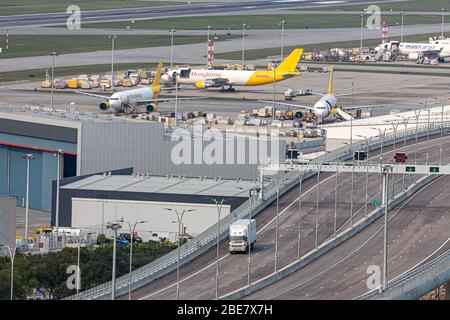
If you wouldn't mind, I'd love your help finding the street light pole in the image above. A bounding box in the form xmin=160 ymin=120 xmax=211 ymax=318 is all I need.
xmin=280 ymin=20 xmax=286 ymax=61
xmin=272 ymin=61 xmax=277 ymax=120
xmin=382 ymin=165 xmax=392 ymax=292
xmin=54 ymin=150 xmax=63 ymax=234
xmin=297 ymin=172 xmax=303 ymax=259
xmin=207 ymin=26 xmax=211 ymax=67
xmin=360 ymin=14 xmax=364 ymax=60
xmin=169 ymin=29 xmax=176 ymax=68
xmin=164 ymin=208 xmax=195 ymax=300
xmin=23 ymin=153 xmax=34 ymax=244
xmin=126 ymin=220 xmax=148 ymax=300
xmin=315 ymin=164 xmax=321 ymax=248
xmin=106 ymin=221 xmax=122 ymax=300
xmin=242 ymin=23 xmax=248 ymax=67
xmin=442 ymin=9 xmax=446 ymax=39
xmin=400 ymin=11 xmax=404 ymax=43
xmin=356 ymin=135 xmax=373 ymax=217
xmin=109 ymin=35 xmax=117 ymax=91
xmin=208 ymin=198 xmax=227 ymax=299
xmin=50 ymin=52 xmax=59 ymax=110
xmin=1 ymin=245 xmax=16 ymax=300
xmin=396 ymin=115 xmax=410 ymax=190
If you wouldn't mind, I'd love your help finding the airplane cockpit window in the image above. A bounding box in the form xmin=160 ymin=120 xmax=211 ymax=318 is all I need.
xmin=180 ymin=69 xmax=191 ymax=78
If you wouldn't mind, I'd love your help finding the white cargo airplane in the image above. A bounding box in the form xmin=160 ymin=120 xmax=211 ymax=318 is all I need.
xmin=375 ymin=40 xmax=450 ymax=61
xmin=76 ymin=60 xmax=194 ymax=113
xmin=161 ymin=48 xmax=303 ymax=91
xmin=260 ymin=66 xmax=383 ymax=122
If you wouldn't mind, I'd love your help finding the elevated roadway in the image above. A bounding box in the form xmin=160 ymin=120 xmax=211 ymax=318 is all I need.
xmin=126 ymin=134 xmax=450 ymax=300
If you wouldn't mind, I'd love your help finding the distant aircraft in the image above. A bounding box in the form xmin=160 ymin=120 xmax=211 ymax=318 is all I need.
xmin=375 ymin=40 xmax=450 ymax=61
xmin=161 ymin=48 xmax=303 ymax=91
xmin=76 ymin=60 xmax=194 ymax=113
xmin=260 ymin=66 xmax=383 ymax=122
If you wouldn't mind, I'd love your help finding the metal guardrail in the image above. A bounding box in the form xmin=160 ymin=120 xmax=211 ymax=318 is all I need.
xmin=358 ymin=247 xmax=450 ymax=300
xmin=0 ymin=80 xmax=32 ymax=86
xmin=68 ymin=120 xmax=450 ymax=300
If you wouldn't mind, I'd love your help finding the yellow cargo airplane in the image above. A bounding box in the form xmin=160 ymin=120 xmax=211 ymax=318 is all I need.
xmin=161 ymin=48 xmax=303 ymax=91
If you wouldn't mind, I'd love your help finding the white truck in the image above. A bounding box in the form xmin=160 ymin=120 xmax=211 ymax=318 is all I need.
xmin=229 ymin=219 xmax=256 ymax=253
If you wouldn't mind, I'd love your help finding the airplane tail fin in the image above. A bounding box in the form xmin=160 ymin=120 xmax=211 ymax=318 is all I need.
xmin=327 ymin=65 xmax=334 ymax=95
xmin=151 ymin=59 xmax=163 ymax=89
xmin=276 ymin=48 xmax=303 ymax=73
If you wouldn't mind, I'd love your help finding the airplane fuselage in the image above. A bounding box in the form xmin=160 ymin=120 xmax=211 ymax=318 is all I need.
xmin=313 ymin=94 xmax=337 ymax=119
xmin=164 ymin=68 xmax=290 ymax=88
xmin=106 ymin=87 xmax=156 ymax=111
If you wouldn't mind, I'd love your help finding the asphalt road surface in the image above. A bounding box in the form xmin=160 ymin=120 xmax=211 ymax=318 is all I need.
xmin=0 ymin=1 xmax=397 ymax=28
xmin=124 ymin=134 xmax=449 ymax=300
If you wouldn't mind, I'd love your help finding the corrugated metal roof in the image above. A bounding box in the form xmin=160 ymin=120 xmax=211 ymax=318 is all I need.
xmin=61 ymin=174 xmax=259 ymax=197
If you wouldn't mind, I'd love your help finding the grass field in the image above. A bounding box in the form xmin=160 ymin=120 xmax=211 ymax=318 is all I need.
xmin=0 ymin=34 xmax=236 ymax=59
xmin=309 ymin=0 xmax=450 ymax=12
xmin=214 ymin=33 xmax=446 ymax=61
xmin=81 ymin=13 xmax=441 ymax=30
xmin=0 ymin=0 xmax=179 ymax=16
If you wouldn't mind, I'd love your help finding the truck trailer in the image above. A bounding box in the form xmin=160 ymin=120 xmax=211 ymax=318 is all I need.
xmin=229 ymin=219 xmax=256 ymax=253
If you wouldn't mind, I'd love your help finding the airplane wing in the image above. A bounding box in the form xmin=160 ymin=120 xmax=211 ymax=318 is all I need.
xmin=422 ymin=50 xmax=442 ymax=58
xmin=258 ymin=100 xmax=315 ymax=112
xmin=340 ymin=104 xmax=384 ymax=111
xmin=75 ymin=91 xmax=111 ymax=99
xmin=136 ymin=97 xmax=206 ymax=104
xmin=207 ymin=78 xmax=233 ymax=87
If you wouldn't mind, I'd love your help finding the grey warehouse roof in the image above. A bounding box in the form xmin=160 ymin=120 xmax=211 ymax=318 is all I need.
xmin=0 ymin=105 xmax=137 ymax=125
xmin=61 ymin=174 xmax=259 ymax=198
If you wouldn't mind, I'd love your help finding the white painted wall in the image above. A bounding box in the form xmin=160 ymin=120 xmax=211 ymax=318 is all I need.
xmin=71 ymin=198 xmax=231 ymax=242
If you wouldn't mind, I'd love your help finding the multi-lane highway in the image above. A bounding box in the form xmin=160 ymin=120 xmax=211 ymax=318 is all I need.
xmin=123 ymin=134 xmax=450 ymax=300
xmin=0 ymin=1 xmax=395 ymax=28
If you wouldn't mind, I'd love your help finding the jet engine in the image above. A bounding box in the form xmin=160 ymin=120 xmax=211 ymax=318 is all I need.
xmin=195 ymin=81 xmax=210 ymax=89
xmin=99 ymin=101 xmax=110 ymax=111
xmin=146 ymin=103 xmax=158 ymax=113
xmin=293 ymin=110 xmax=304 ymax=120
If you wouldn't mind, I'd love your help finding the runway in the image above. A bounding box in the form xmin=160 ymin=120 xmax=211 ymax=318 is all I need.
xmin=3 ymin=22 xmax=450 ymax=73
xmin=0 ymin=1 xmax=397 ymax=28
